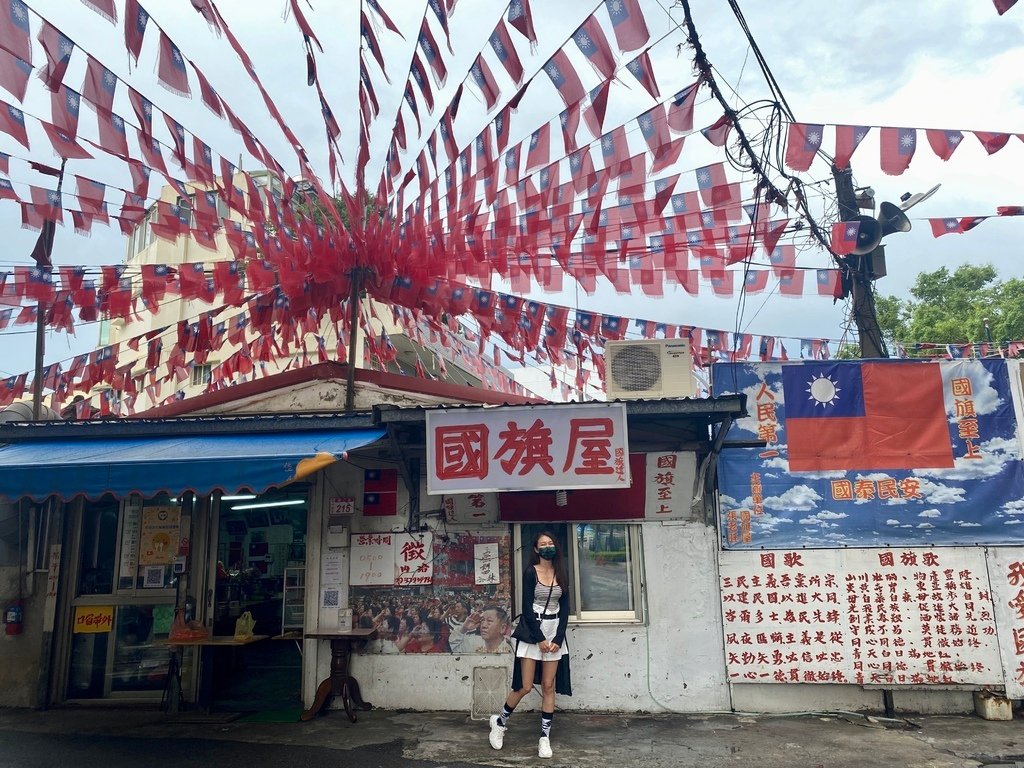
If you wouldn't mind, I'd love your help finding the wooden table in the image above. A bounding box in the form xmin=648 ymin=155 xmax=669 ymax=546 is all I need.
xmin=160 ymin=635 xmax=268 ymax=713
xmin=300 ymin=629 xmax=376 ymax=722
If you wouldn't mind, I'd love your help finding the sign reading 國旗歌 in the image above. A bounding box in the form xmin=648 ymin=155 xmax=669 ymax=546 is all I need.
xmin=425 ymin=403 xmax=630 ymax=494
xmin=712 ymin=360 xmax=1024 ymax=549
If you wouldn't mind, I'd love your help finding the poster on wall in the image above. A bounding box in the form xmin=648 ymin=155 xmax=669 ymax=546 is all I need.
xmin=426 ymin=403 xmax=630 ymax=494
xmin=719 ymin=547 xmax=1003 ymax=686
xmin=986 ymin=548 xmax=1024 ymax=698
xmin=349 ymin=533 xmax=513 ymax=654
xmin=349 ymin=533 xmax=397 ymax=586
xmin=712 ymin=359 xmax=1024 ymax=549
xmin=138 ymin=505 xmax=180 ymax=565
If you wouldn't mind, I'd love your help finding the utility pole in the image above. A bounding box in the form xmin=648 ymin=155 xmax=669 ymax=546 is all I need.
xmin=31 ymin=159 xmax=67 ymax=420
xmin=832 ymin=165 xmax=888 ymax=359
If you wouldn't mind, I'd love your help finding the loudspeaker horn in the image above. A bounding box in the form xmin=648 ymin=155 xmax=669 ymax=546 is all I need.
xmin=878 ymin=201 xmax=912 ymax=237
xmin=850 ymin=215 xmax=882 ymax=255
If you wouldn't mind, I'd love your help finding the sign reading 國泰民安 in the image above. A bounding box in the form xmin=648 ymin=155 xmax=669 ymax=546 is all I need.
xmin=425 ymin=403 xmax=630 ymax=495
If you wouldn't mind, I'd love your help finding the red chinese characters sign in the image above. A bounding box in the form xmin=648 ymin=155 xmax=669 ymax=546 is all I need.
xmin=720 ymin=548 xmax=1001 ymax=686
xmin=986 ymin=548 xmax=1024 ymax=698
xmin=426 ymin=403 xmax=630 ymax=494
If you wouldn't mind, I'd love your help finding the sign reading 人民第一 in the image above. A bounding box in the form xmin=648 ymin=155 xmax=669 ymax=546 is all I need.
xmin=712 ymin=359 xmax=1024 ymax=549
xmin=720 ymin=547 xmax=1003 ymax=686
xmin=425 ymin=403 xmax=630 ymax=495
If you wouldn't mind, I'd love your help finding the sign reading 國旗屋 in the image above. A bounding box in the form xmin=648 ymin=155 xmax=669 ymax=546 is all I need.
xmin=712 ymin=359 xmax=1024 ymax=549
xmin=426 ymin=403 xmax=630 ymax=495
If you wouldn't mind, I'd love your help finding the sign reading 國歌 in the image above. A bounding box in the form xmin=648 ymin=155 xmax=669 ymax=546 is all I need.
xmin=719 ymin=547 xmax=1002 ymax=686
xmin=426 ymin=403 xmax=630 ymax=494
xmin=712 ymin=359 xmax=1024 ymax=549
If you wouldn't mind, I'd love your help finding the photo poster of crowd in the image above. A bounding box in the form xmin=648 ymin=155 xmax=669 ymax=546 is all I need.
xmin=351 ymin=533 xmax=514 ymax=654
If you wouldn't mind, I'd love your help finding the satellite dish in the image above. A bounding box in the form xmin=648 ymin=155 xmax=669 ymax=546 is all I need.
xmin=899 ymin=184 xmax=941 ymax=211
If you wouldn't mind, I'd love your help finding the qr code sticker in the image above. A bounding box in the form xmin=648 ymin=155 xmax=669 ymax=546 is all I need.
xmin=322 ymin=589 xmax=340 ymax=608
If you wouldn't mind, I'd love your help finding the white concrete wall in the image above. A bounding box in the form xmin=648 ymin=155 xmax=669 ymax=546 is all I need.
xmin=343 ymin=519 xmax=732 ymax=713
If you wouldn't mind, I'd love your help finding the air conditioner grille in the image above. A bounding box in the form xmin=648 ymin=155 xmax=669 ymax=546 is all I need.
xmin=609 ymin=344 xmax=663 ymax=392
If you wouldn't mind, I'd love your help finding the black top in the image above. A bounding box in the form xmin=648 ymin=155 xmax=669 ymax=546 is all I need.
xmin=520 ymin=565 xmax=569 ymax=647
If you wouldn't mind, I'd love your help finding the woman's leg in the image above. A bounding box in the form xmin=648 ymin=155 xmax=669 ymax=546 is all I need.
xmin=539 ymin=659 xmax=557 ymax=713
xmin=506 ymin=657 xmax=537 ymax=708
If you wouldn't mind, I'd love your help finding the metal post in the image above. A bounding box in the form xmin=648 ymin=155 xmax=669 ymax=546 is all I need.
xmin=344 ymin=268 xmax=362 ymax=412
xmin=31 ymin=159 xmax=67 ymax=420
xmin=832 ymin=165 xmax=888 ymax=359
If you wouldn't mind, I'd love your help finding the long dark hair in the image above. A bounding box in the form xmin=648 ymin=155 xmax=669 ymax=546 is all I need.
xmin=526 ymin=530 xmax=569 ymax=589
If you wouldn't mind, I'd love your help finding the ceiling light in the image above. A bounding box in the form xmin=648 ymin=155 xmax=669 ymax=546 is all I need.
xmin=230 ymin=499 xmax=305 ymax=511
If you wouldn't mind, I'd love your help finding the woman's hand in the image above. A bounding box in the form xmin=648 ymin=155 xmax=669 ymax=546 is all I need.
xmin=539 ymin=640 xmax=559 ymax=654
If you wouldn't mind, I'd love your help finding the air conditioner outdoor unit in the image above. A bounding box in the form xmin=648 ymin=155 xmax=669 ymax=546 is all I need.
xmin=604 ymin=339 xmax=695 ymax=400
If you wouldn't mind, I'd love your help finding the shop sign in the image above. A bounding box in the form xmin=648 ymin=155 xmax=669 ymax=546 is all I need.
xmin=73 ymin=605 xmax=114 ymax=634
xmin=426 ymin=403 xmax=630 ymax=494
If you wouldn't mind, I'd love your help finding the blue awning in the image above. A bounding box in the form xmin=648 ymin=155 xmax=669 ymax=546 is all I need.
xmin=0 ymin=429 xmax=386 ymax=501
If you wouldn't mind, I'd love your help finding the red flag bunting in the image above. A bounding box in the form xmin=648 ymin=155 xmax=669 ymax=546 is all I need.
xmin=925 ymin=129 xmax=963 ymax=161
xmin=605 ymin=0 xmax=649 ymax=52
xmin=507 ymin=0 xmax=537 ymax=45
xmin=784 ymin=122 xmax=823 ymax=171
xmin=572 ymin=16 xmax=616 ymax=79
xmin=879 ymin=126 xmax=917 ymax=175
xmin=157 ymin=31 xmax=191 ymax=97
xmin=124 ymin=0 xmax=150 ymax=63
xmin=544 ymin=50 xmax=585 ymax=107
xmin=834 ymin=124 xmax=869 ymax=169
xmin=82 ymin=0 xmax=117 ymax=23
xmin=38 ymin=21 xmax=74 ymax=92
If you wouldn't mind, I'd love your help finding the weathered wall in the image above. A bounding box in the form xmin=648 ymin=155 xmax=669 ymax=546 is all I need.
xmin=342 ymin=520 xmax=732 ymax=713
xmin=0 ymin=567 xmax=42 ymax=708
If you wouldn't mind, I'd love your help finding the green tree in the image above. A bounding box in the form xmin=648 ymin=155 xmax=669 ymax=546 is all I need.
xmin=876 ymin=264 xmax=1024 ymax=353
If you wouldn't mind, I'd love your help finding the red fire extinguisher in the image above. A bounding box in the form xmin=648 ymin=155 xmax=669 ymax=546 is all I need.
xmin=4 ymin=598 xmax=23 ymax=636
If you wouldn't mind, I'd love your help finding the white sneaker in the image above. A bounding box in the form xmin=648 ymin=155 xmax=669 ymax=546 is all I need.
xmin=488 ymin=715 xmax=506 ymax=749
xmin=538 ymin=736 xmax=553 ymax=758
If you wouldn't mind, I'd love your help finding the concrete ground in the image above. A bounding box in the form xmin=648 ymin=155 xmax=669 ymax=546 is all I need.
xmin=2 ymin=706 xmax=1024 ymax=767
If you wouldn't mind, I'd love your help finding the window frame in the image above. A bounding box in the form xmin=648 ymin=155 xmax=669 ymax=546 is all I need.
xmin=513 ymin=523 xmax=644 ymax=624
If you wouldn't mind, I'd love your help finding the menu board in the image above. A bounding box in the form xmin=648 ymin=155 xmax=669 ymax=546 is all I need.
xmin=720 ymin=548 xmax=1002 ymax=686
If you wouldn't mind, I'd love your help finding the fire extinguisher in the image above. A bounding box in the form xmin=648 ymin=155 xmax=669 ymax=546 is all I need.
xmin=4 ymin=598 xmax=23 ymax=636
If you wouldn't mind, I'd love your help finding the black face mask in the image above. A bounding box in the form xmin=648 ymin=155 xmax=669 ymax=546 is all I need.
xmin=538 ymin=546 xmax=556 ymax=561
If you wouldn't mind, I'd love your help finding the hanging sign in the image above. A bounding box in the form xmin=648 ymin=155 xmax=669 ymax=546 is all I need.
xmin=426 ymin=403 xmax=630 ymax=494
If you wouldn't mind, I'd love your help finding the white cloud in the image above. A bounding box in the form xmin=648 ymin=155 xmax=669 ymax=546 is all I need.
xmin=917 ymin=523 xmax=934 ymax=529
xmin=885 ymin=519 xmax=901 ymax=526
xmin=918 ymin=509 xmax=941 ymax=519
xmin=764 ymin=485 xmax=822 ymax=512
xmin=1006 ymin=520 xmax=1023 ymax=526
xmin=915 ymin=478 xmax=967 ymax=505
xmin=955 ymin=521 xmax=982 ymax=527
xmin=917 ymin=437 xmax=1019 ymax=481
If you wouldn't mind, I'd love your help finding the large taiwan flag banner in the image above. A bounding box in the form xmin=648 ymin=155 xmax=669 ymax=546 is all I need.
xmin=780 ymin=361 xmax=954 ymax=471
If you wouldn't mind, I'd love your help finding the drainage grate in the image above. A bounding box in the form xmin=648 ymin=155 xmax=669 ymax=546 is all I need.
xmin=471 ymin=666 xmax=508 ymax=720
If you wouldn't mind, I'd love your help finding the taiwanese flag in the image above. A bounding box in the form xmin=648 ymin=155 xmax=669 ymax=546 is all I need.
xmin=427 ymin=0 xmax=453 ymax=53
xmin=834 ymin=124 xmax=869 ymax=169
xmin=192 ymin=137 xmax=214 ymax=184
xmin=42 ymin=121 xmax=93 ymax=159
xmin=625 ymin=50 xmax=659 ymax=98
xmin=830 ymin=220 xmax=860 ymax=255
xmin=816 ymin=269 xmax=842 ymax=298
xmin=777 ymin=268 xmax=804 ymax=296
xmin=38 ymin=21 xmax=74 ymax=92
xmin=695 ymin=163 xmax=736 ymax=207
xmin=0 ymin=47 xmax=32 ymax=102
xmin=559 ymin=104 xmax=580 ymax=152
xmin=0 ymin=176 xmax=15 ymax=201
xmin=781 ymin=361 xmax=954 ymax=471
xmin=419 ymin=20 xmax=447 ymax=86
xmin=600 ymin=124 xmax=629 ymax=177
xmin=975 ymin=131 xmax=1011 ymax=155
xmin=743 ymin=270 xmax=768 ymax=293
xmin=768 ymin=244 xmax=796 ymax=277
xmin=668 ymin=80 xmax=699 ymax=133
xmin=129 ymin=88 xmax=153 ymax=139
xmin=507 ymin=0 xmax=537 ymax=45
xmin=157 ymin=32 xmax=191 ymax=97
xmin=82 ymin=0 xmax=117 ymax=23
xmin=50 ymin=85 xmax=82 ymax=138
xmin=880 ymin=127 xmax=917 ymax=176
xmin=525 ymin=123 xmax=550 ymax=172
xmin=701 ymin=114 xmax=732 ymax=147
xmin=994 ymin=0 xmax=1018 ymax=13
xmin=638 ymin=104 xmax=672 ymax=158
xmin=469 ymin=54 xmax=499 ymax=111
xmin=361 ymin=12 xmax=390 ymax=82
xmin=82 ymin=55 xmax=117 ymax=112
xmin=193 ymin=64 xmax=222 ymax=116
xmin=925 ymin=129 xmax=963 ymax=161
xmin=582 ymin=81 xmax=611 ymax=137
xmin=489 ymin=20 xmax=523 ymax=85
xmin=125 ymin=0 xmax=149 ymax=63
xmin=138 ymin=130 xmax=168 ymax=176
xmin=784 ymin=122 xmax=823 ymax=171
xmin=363 ymin=467 xmax=398 ymax=516
xmin=929 ymin=217 xmax=963 ymax=237
xmin=0 ymin=100 xmax=28 ymax=148
xmin=1 ymin=0 xmax=32 ymax=65
xmin=572 ymin=16 xmax=616 ymax=79
xmin=503 ymin=145 xmax=520 ymax=185
xmin=601 ymin=314 xmax=626 ymax=340
xmin=76 ymin=176 xmax=106 ymax=215
xmin=544 ymin=50 xmax=585 ymax=107
xmin=494 ymin=104 xmax=512 ymax=153
xmin=410 ymin=52 xmax=434 ymax=111
xmin=605 ymin=0 xmax=649 ymax=52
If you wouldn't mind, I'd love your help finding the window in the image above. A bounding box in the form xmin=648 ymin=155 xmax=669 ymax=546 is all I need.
xmin=191 ymin=364 xmax=212 ymax=387
xmin=176 ymin=195 xmax=195 ymax=228
xmin=515 ymin=523 xmax=643 ymax=622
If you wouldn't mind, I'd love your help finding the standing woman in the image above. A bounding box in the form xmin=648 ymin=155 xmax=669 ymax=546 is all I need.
xmin=488 ymin=531 xmax=571 ymax=759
